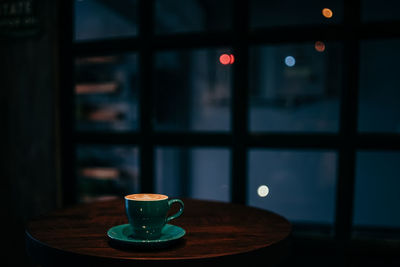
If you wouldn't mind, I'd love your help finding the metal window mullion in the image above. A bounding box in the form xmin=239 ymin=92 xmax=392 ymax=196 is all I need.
xmin=231 ymin=0 xmax=250 ymax=204
xmin=334 ymin=0 xmax=361 ymax=241
xmin=138 ymin=0 xmax=155 ymax=193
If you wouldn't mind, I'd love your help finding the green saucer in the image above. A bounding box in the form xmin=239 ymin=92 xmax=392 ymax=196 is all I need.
xmin=107 ymin=224 xmax=185 ymax=249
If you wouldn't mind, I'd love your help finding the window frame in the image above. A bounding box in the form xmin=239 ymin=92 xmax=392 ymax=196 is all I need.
xmin=59 ymin=0 xmax=400 ymax=243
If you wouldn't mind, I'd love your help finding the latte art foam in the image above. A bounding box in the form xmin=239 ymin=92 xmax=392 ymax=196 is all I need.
xmin=125 ymin=193 xmax=168 ymax=201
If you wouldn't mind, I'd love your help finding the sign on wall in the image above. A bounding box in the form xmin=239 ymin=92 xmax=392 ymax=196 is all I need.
xmin=0 ymin=0 xmax=39 ymax=38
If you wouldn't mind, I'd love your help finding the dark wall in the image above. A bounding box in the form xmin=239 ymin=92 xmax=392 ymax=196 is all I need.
xmin=0 ymin=0 xmax=60 ymax=265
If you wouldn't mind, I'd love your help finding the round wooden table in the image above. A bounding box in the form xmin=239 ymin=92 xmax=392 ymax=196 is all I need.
xmin=26 ymin=198 xmax=291 ymax=266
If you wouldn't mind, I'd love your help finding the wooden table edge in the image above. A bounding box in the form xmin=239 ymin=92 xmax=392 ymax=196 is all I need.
xmin=25 ymin=199 xmax=293 ymax=266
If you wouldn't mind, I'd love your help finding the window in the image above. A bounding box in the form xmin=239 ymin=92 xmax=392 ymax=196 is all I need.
xmin=76 ymin=145 xmax=140 ymax=202
xmin=74 ymin=0 xmax=139 ymax=41
xmin=155 ymin=147 xmax=230 ymax=201
xmin=248 ymin=150 xmax=337 ymax=227
xmin=75 ymin=54 xmax=139 ymax=131
xmin=60 ymin=0 xmax=400 ymax=243
xmin=249 ymin=42 xmax=342 ymax=132
xmin=358 ymin=40 xmax=400 ymax=133
xmin=153 ymin=48 xmax=232 ymax=131
xmin=353 ymin=151 xmax=400 ymax=238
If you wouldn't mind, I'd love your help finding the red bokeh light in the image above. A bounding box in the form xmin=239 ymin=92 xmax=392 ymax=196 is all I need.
xmin=219 ymin=53 xmax=234 ymax=65
xmin=220 ymin=54 xmax=231 ymax=65
xmin=229 ymin=54 xmax=235 ymax=64
xmin=315 ymin=41 xmax=326 ymax=52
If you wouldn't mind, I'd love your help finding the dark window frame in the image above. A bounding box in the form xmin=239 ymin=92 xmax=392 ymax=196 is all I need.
xmin=59 ymin=0 xmax=400 ymax=243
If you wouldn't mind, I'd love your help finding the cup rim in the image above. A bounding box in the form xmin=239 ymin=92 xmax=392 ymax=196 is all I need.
xmin=124 ymin=193 xmax=168 ymax=201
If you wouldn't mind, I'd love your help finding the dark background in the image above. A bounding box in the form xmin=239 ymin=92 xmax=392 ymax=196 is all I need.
xmin=2 ymin=0 xmax=400 ymax=266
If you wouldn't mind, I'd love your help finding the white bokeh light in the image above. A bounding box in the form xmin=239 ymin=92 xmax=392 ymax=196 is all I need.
xmin=257 ymin=185 xmax=269 ymax=197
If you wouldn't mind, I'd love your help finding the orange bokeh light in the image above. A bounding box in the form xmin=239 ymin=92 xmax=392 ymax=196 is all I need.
xmin=219 ymin=53 xmax=235 ymax=65
xmin=322 ymin=8 xmax=333 ymax=18
xmin=315 ymin=41 xmax=326 ymax=52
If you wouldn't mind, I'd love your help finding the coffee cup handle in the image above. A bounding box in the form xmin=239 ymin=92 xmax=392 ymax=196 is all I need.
xmin=166 ymin=199 xmax=184 ymax=223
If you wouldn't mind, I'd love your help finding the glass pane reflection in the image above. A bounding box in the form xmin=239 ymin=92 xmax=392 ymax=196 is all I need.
xmin=154 ymin=49 xmax=232 ymax=132
xmin=353 ymin=152 xmax=400 ymax=230
xmin=249 ymin=43 xmax=342 ymax=132
xmin=248 ymin=149 xmax=337 ymax=225
xmin=362 ymin=0 xmax=400 ymax=22
xmin=75 ymin=0 xmax=138 ymax=41
xmin=155 ymin=0 xmax=232 ymax=34
xmin=75 ymin=54 xmax=139 ymax=132
xmin=155 ymin=147 xmax=230 ymax=202
xmin=358 ymin=40 xmax=400 ymax=133
xmin=76 ymin=145 xmax=140 ymax=202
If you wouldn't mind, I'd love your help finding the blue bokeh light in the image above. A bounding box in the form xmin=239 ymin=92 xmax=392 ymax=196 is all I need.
xmin=284 ymin=56 xmax=296 ymax=67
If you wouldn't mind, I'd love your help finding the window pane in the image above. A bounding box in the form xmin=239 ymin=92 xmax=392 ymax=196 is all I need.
xmin=250 ymin=0 xmax=343 ymax=28
xmin=155 ymin=0 xmax=232 ymax=35
xmin=154 ymin=49 xmax=232 ymax=131
xmin=249 ymin=43 xmax=342 ymax=132
xmin=353 ymin=152 xmax=400 ymax=233
xmin=155 ymin=147 xmax=231 ymax=202
xmin=362 ymin=0 xmax=400 ymax=22
xmin=76 ymin=145 xmax=140 ymax=202
xmin=248 ymin=150 xmax=337 ymax=226
xmin=75 ymin=54 xmax=139 ymax=132
xmin=75 ymin=0 xmax=138 ymax=41
xmin=358 ymin=40 xmax=400 ymax=133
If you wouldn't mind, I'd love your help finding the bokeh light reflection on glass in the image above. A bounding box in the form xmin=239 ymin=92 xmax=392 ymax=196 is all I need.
xmin=322 ymin=8 xmax=333 ymax=19
xmin=315 ymin=41 xmax=326 ymax=52
xmin=284 ymin=56 xmax=296 ymax=67
xmin=219 ymin=53 xmax=235 ymax=65
xmin=229 ymin=54 xmax=235 ymax=64
xmin=257 ymin=185 xmax=270 ymax=198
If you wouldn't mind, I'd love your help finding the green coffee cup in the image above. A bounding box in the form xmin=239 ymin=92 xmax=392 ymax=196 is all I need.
xmin=124 ymin=193 xmax=184 ymax=240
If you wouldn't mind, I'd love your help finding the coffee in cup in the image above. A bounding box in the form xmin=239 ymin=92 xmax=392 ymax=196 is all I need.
xmin=124 ymin=193 xmax=184 ymax=240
